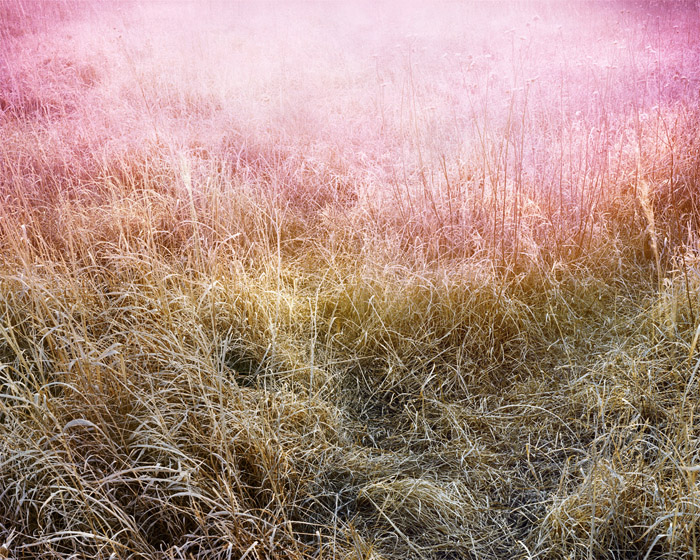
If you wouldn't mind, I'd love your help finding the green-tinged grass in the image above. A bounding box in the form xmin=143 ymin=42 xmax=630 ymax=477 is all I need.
xmin=2 ymin=1 xmax=700 ymax=559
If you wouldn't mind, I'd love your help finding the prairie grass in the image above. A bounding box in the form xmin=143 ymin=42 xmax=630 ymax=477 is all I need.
xmin=1 ymin=1 xmax=700 ymax=558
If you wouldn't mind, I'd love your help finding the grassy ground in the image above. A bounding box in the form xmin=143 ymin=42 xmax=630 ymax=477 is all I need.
xmin=1 ymin=1 xmax=700 ymax=558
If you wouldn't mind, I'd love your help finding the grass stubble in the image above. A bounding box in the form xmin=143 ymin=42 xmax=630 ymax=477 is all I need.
xmin=1 ymin=0 xmax=700 ymax=558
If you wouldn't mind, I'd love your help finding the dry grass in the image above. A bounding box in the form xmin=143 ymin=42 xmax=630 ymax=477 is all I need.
xmin=1 ymin=0 xmax=700 ymax=558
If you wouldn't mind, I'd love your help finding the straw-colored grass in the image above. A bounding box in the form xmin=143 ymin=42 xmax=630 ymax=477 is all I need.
xmin=2 ymin=1 xmax=700 ymax=558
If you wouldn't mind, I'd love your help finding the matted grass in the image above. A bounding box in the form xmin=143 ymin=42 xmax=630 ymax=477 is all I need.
xmin=1 ymin=1 xmax=700 ymax=558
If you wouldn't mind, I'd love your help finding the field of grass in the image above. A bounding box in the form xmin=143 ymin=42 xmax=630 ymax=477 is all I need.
xmin=1 ymin=1 xmax=700 ymax=558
